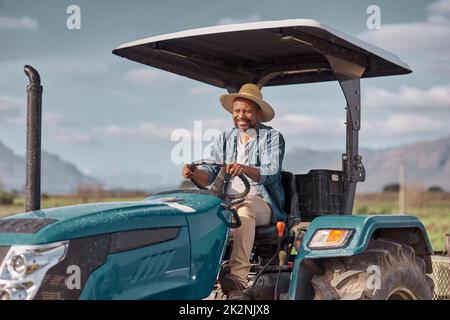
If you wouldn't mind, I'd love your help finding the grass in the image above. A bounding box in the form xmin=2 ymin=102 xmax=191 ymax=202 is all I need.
xmin=0 ymin=195 xmax=145 ymax=218
xmin=1 ymin=192 xmax=449 ymax=251
xmin=354 ymin=192 xmax=450 ymax=252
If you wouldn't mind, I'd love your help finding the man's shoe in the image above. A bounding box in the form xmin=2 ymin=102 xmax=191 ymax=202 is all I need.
xmin=220 ymin=274 xmax=244 ymax=296
xmin=218 ymin=263 xmax=231 ymax=283
xmin=227 ymin=288 xmax=258 ymax=300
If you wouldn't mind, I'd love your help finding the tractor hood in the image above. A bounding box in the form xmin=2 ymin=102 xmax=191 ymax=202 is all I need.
xmin=0 ymin=191 xmax=221 ymax=245
xmin=113 ymin=19 xmax=411 ymax=90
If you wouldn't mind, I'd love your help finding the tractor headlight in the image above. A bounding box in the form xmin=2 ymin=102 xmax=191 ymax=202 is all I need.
xmin=8 ymin=254 xmax=27 ymax=278
xmin=308 ymin=229 xmax=353 ymax=250
xmin=0 ymin=286 xmax=27 ymax=300
xmin=0 ymin=241 xmax=68 ymax=300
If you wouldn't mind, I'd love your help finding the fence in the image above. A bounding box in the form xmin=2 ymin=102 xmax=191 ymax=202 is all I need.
xmin=431 ymin=255 xmax=450 ymax=300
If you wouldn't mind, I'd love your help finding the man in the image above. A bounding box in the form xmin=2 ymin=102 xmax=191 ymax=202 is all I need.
xmin=182 ymin=83 xmax=285 ymax=298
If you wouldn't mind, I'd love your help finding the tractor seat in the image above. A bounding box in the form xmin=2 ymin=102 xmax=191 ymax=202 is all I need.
xmin=254 ymin=171 xmax=299 ymax=243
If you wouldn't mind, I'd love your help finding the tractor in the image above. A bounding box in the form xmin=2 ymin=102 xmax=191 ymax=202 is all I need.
xmin=0 ymin=19 xmax=434 ymax=300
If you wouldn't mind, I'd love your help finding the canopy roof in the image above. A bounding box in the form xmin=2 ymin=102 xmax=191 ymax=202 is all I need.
xmin=113 ymin=19 xmax=411 ymax=90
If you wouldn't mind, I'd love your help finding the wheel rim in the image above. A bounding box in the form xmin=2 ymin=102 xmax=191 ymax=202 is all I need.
xmin=387 ymin=288 xmax=417 ymax=300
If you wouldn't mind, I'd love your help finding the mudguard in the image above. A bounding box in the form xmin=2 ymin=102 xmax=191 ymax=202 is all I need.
xmin=287 ymin=214 xmax=433 ymax=300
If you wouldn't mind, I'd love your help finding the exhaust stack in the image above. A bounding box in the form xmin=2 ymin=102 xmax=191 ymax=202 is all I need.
xmin=24 ymin=65 xmax=42 ymax=212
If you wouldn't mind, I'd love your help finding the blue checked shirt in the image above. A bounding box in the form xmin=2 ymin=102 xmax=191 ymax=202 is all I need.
xmin=202 ymin=123 xmax=286 ymax=223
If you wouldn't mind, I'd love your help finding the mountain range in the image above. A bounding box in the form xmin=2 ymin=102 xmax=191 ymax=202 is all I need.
xmin=0 ymin=136 xmax=449 ymax=194
xmin=283 ymin=136 xmax=450 ymax=192
xmin=0 ymin=141 xmax=98 ymax=194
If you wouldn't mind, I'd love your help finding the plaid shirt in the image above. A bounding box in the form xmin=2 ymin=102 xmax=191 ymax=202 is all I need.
xmin=202 ymin=123 xmax=286 ymax=223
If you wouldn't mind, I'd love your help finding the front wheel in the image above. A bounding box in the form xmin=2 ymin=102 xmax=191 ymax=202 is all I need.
xmin=311 ymin=239 xmax=434 ymax=300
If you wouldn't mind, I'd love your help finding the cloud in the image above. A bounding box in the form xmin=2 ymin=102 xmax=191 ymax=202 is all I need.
xmin=99 ymin=122 xmax=175 ymax=140
xmin=169 ymin=114 xmax=346 ymax=150
xmin=43 ymin=112 xmax=66 ymax=126
xmin=0 ymin=15 xmax=38 ymax=31
xmin=365 ymin=84 xmax=450 ymax=109
xmin=359 ymin=0 xmax=450 ymax=72
xmin=365 ymin=114 xmax=444 ymax=135
xmin=428 ymin=0 xmax=450 ymax=16
xmin=272 ymin=114 xmax=344 ymax=134
xmin=201 ymin=118 xmax=230 ymax=130
xmin=0 ymin=60 xmax=110 ymax=88
xmin=53 ymin=129 xmax=97 ymax=145
xmin=188 ymin=86 xmax=222 ymax=96
xmin=0 ymin=96 xmax=23 ymax=114
xmin=46 ymin=61 xmax=110 ymax=76
xmin=360 ymin=18 xmax=450 ymax=52
xmin=124 ymin=68 xmax=180 ymax=87
xmin=217 ymin=14 xmax=262 ymax=25
xmin=98 ymin=115 xmax=345 ymax=147
xmin=0 ymin=96 xmax=25 ymax=124
xmin=0 ymin=98 xmax=83 ymax=142
xmin=267 ymin=113 xmax=346 ymax=150
xmin=0 ymin=96 xmax=70 ymax=128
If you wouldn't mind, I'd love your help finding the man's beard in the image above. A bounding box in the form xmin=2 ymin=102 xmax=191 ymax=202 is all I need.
xmin=234 ymin=118 xmax=257 ymax=131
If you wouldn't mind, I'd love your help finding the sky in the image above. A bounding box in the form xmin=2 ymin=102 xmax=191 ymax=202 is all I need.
xmin=0 ymin=0 xmax=449 ymax=186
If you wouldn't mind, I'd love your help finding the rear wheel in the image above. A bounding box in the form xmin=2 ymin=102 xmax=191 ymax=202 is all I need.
xmin=311 ymin=239 xmax=434 ymax=300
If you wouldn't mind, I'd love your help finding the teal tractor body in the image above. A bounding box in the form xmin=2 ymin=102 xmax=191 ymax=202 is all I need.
xmin=0 ymin=191 xmax=433 ymax=300
xmin=287 ymin=214 xmax=433 ymax=299
xmin=0 ymin=19 xmax=435 ymax=300
xmin=0 ymin=192 xmax=235 ymax=299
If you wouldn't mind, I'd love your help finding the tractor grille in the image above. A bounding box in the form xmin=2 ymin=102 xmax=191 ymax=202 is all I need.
xmin=431 ymin=255 xmax=450 ymax=300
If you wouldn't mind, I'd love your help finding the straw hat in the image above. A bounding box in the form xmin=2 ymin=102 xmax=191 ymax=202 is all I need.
xmin=219 ymin=83 xmax=275 ymax=122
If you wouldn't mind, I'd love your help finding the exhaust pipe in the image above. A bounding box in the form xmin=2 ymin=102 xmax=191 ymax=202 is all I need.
xmin=24 ymin=65 xmax=42 ymax=212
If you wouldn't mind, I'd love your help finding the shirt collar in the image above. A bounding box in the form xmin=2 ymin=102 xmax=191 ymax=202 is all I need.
xmin=237 ymin=128 xmax=256 ymax=142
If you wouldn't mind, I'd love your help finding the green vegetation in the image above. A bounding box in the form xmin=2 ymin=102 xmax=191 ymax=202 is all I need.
xmin=428 ymin=186 xmax=444 ymax=193
xmin=0 ymin=190 xmax=15 ymax=205
xmin=0 ymin=195 xmax=146 ymax=218
xmin=383 ymin=183 xmax=400 ymax=193
xmin=355 ymin=192 xmax=450 ymax=252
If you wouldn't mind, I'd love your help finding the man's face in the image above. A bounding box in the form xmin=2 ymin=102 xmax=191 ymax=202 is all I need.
xmin=232 ymin=98 xmax=262 ymax=131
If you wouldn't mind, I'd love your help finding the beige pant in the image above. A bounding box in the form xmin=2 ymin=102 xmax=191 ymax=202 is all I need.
xmin=229 ymin=195 xmax=272 ymax=286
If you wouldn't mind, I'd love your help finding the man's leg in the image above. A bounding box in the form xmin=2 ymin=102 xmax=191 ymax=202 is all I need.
xmin=225 ymin=196 xmax=272 ymax=289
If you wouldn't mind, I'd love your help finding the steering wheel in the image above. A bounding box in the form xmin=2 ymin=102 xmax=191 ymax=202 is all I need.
xmin=188 ymin=160 xmax=251 ymax=228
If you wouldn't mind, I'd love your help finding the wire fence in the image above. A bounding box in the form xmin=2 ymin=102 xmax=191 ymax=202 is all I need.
xmin=431 ymin=255 xmax=450 ymax=300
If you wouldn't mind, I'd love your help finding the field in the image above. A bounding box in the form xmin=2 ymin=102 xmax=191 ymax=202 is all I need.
xmin=0 ymin=192 xmax=449 ymax=251
xmin=0 ymin=194 xmax=145 ymax=221
xmin=354 ymin=192 xmax=450 ymax=251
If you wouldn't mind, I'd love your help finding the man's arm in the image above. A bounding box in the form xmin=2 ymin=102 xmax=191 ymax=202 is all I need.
xmin=192 ymin=170 xmax=209 ymax=187
xmin=182 ymin=131 xmax=226 ymax=187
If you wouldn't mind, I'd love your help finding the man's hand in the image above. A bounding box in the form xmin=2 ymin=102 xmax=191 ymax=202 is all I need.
xmin=182 ymin=164 xmax=209 ymax=187
xmin=226 ymin=163 xmax=260 ymax=182
xmin=226 ymin=163 xmax=247 ymax=178
xmin=182 ymin=164 xmax=197 ymax=179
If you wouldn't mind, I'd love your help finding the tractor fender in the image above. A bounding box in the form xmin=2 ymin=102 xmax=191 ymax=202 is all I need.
xmin=287 ymin=215 xmax=433 ymax=300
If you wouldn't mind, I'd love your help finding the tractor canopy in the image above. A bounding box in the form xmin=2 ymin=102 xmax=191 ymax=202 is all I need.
xmin=112 ymin=19 xmax=411 ymax=90
xmin=112 ymin=19 xmax=412 ymax=215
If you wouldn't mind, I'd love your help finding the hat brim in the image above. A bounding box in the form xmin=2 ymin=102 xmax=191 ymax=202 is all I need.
xmin=219 ymin=93 xmax=275 ymax=122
